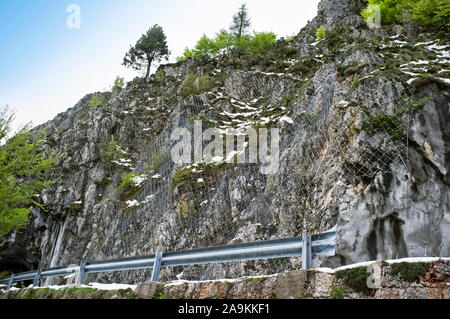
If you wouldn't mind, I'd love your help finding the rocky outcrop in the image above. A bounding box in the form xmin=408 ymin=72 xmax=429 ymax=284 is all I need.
xmin=0 ymin=0 xmax=448 ymax=285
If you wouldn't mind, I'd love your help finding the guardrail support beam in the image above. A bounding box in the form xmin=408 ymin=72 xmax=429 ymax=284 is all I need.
xmin=6 ymin=274 xmax=15 ymax=291
xmin=151 ymin=252 xmax=163 ymax=282
xmin=77 ymin=262 xmax=86 ymax=286
xmin=302 ymin=233 xmax=311 ymax=270
xmin=33 ymin=270 xmax=41 ymax=287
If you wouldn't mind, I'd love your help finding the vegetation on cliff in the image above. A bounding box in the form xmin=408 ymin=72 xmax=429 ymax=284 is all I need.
xmin=0 ymin=107 xmax=59 ymax=240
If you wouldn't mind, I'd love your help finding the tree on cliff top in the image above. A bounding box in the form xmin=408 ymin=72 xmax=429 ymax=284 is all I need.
xmin=0 ymin=107 xmax=59 ymax=241
xmin=122 ymin=24 xmax=170 ymax=82
xmin=230 ymin=4 xmax=251 ymax=38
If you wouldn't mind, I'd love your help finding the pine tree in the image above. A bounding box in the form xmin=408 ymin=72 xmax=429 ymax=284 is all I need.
xmin=123 ymin=25 xmax=170 ymax=82
xmin=230 ymin=4 xmax=251 ymax=39
xmin=0 ymin=107 xmax=59 ymax=240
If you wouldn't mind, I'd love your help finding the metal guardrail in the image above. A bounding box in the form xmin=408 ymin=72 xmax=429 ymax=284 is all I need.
xmin=0 ymin=228 xmax=336 ymax=291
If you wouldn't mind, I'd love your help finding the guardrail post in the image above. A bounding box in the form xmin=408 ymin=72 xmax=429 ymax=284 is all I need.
xmin=6 ymin=274 xmax=15 ymax=291
xmin=151 ymin=252 xmax=163 ymax=282
xmin=302 ymin=232 xmax=311 ymax=270
xmin=77 ymin=262 xmax=86 ymax=286
xmin=33 ymin=270 xmax=41 ymax=287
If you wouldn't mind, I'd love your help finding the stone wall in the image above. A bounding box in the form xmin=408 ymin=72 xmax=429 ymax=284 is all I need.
xmin=135 ymin=259 xmax=450 ymax=299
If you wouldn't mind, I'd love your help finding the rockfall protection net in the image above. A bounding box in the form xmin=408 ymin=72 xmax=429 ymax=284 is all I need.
xmin=85 ymin=64 xmax=418 ymax=284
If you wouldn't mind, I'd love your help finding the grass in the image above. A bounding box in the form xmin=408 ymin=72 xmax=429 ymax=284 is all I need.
xmin=119 ymin=172 xmax=146 ymax=201
xmin=243 ymin=277 xmax=264 ymax=283
xmin=171 ymin=161 xmax=230 ymax=190
xmin=329 ymin=286 xmax=346 ymax=299
xmin=390 ymin=262 xmax=430 ymax=283
xmin=2 ymin=287 xmax=136 ymax=299
xmin=335 ymin=266 xmax=371 ymax=293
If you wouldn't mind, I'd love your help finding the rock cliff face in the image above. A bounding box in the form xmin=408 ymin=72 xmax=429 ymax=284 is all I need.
xmin=1 ymin=0 xmax=448 ymax=284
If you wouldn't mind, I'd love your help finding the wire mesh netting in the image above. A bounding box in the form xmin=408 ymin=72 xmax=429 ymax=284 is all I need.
xmin=85 ymin=65 xmax=417 ymax=284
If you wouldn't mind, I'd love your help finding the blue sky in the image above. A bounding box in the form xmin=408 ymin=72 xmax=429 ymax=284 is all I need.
xmin=0 ymin=0 xmax=320 ymax=132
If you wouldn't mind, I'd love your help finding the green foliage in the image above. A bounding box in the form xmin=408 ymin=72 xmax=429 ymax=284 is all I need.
xmin=0 ymin=107 xmax=59 ymax=240
xmin=177 ymin=30 xmax=277 ymax=62
xmin=195 ymin=34 xmax=219 ymax=58
xmin=100 ymin=137 xmax=129 ymax=170
xmin=112 ymin=76 xmax=125 ymax=92
xmin=90 ymin=93 xmax=105 ymax=108
xmin=177 ymin=48 xmax=193 ymax=62
xmin=316 ymin=26 xmax=326 ymax=40
xmin=338 ymin=62 xmax=369 ymax=80
xmin=176 ymin=198 xmax=198 ymax=219
xmin=354 ymin=95 xmax=427 ymax=139
xmin=243 ymin=277 xmax=264 ymax=283
xmin=434 ymin=0 xmax=450 ymax=28
xmin=266 ymin=175 xmax=275 ymax=193
xmin=361 ymin=0 xmax=450 ymax=30
xmin=123 ymin=24 xmax=170 ymax=81
xmin=172 ymin=162 xmax=229 ymax=190
xmin=154 ymin=68 xmax=166 ymax=84
xmin=247 ymin=32 xmax=277 ymax=53
xmin=329 ymin=286 xmax=346 ymax=299
xmin=411 ymin=0 xmax=450 ymax=30
xmin=153 ymin=284 xmax=166 ymax=299
xmin=362 ymin=0 xmax=409 ymax=25
xmin=100 ymin=138 xmax=118 ymax=167
xmin=242 ymin=38 xmax=298 ymax=72
xmin=390 ymin=262 xmax=430 ymax=283
xmin=360 ymin=114 xmax=404 ymax=139
xmin=0 ymin=271 xmax=12 ymax=279
xmin=2 ymin=287 xmax=136 ymax=299
xmin=335 ymin=267 xmax=371 ymax=293
xmin=230 ymin=3 xmax=251 ymax=38
xmin=181 ymin=73 xmax=214 ymax=98
xmin=119 ymin=172 xmax=145 ymax=200
xmin=321 ymin=26 xmax=351 ymax=61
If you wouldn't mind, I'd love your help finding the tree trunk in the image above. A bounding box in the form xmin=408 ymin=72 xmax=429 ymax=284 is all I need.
xmin=145 ymin=61 xmax=152 ymax=82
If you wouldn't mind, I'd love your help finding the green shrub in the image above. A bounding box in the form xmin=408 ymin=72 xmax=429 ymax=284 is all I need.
xmin=246 ymin=32 xmax=277 ymax=53
xmin=172 ymin=162 xmax=229 ymax=190
xmin=321 ymin=26 xmax=352 ymax=61
xmin=360 ymin=113 xmax=404 ymax=139
xmin=100 ymin=138 xmax=131 ymax=170
xmin=181 ymin=73 xmax=214 ymax=98
xmin=112 ymin=76 xmax=125 ymax=92
xmin=119 ymin=173 xmax=145 ymax=199
xmin=90 ymin=93 xmax=106 ymax=108
xmin=176 ymin=30 xmax=277 ymax=61
xmin=194 ymin=34 xmax=219 ymax=58
xmin=390 ymin=262 xmax=430 ymax=283
xmin=316 ymin=26 xmax=326 ymax=40
xmin=361 ymin=0 xmax=449 ymax=30
xmin=176 ymin=198 xmax=198 ymax=219
xmin=329 ymin=286 xmax=346 ymax=299
xmin=177 ymin=48 xmax=193 ymax=62
xmin=155 ymin=69 xmax=166 ymax=84
xmin=242 ymin=38 xmax=299 ymax=72
xmin=335 ymin=266 xmax=371 ymax=293
xmin=411 ymin=0 xmax=450 ymax=30
xmin=362 ymin=0 xmax=409 ymax=25
xmin=119 ymin=172 xmax=146 ymax=200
